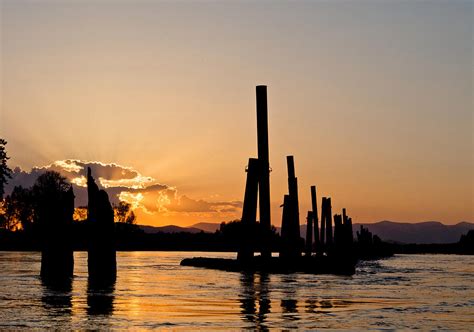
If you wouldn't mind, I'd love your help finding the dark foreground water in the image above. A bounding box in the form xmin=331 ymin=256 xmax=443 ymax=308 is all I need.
xmin=0 ymin=252 xmax=472 ymax=330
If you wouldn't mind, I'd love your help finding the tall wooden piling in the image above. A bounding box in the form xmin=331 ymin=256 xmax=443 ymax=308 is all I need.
xmin=320 ymin=197 xmax=327 ymax=247
xmin=256 ymin=85 xmax=272 ymax=259
xmin=310 ymin=186 xmax=320 ymax=253
xmin=325 ymin=197 xmax=333 ymax=247
xmin=305 ymin=211 xmax=313 ymax=256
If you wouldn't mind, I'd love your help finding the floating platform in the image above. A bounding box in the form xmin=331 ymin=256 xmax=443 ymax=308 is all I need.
xmin=180 ymin=255 xmax=356 ymax=275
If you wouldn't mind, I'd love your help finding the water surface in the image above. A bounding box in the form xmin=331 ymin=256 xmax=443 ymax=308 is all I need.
xmin=0 ymin=252 xmax=472 ymax=329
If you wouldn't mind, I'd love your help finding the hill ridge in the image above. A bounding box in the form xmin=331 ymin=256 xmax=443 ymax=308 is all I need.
xmin=138 ymin=220 xmax=474 ymax=244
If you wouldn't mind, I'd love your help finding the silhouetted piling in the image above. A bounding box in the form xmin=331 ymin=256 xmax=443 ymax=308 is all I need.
xmin=280 ymin=194 xmax=291 ymax=243
xmin=333 ymin=214 xmax=342 ymax=247
xmin=280 ymin=156 xmax=302 ymax=259
xmin=286 ymin=156 xmax=300 ymax=244
xmin=256 ymin=85 xmax=272 ymax=259
xmin=305 ymin=211 xmax=313 ymax=256
xmin=320 ymin=197 xmax=326 ymax=248
xmin=310 ymin=186 xmax=320 ymax=253
xmin=342 ymin=208 xmax=353 ymax=246
xmin=87 ymin=167 xmax=116 ymax=284
xmin=39 ymin=174 xmax=75 ymax=284
xmin=347 ymin=217 xmax=353 ymax=244
xmin=238 ymin=158 xmax=260 ymax=261
xmin=325 ymin=197 xmax=333 ymax=247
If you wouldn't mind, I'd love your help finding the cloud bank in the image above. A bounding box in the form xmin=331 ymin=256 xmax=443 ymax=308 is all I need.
xmin=5 ymin=159 xmax=242 ymax=225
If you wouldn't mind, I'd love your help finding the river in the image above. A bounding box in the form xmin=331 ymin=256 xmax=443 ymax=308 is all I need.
xmin=0 ymin=252 xmax=472 ymax=329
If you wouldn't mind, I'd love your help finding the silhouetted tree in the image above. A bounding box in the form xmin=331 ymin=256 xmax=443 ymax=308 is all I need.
xmin=125 ymin=210 xmax=136 ymax=224
xmin=73 ymin=206 xmax=88 ymax=222
xmin=32 ymin=172 xmax=72 ymax=224
xmin=355 ymin=225 xmax=393 ymax=259
xmin=0 ymin=138 xmax=12 ymax=200
xmin=0 ymin=201 xmax=5 ymax=229
xmin=459 ymin=230 xmax=474 ymax=254
xmin=356 ymin=225 xmax=373 ymax=246
xmin=113 ymin=201 xmax=136 ymax=224
xmin=0 ymin=196 xmax=17 ymax=230
xmin=1 ymin=186 xmax=33 ymax=231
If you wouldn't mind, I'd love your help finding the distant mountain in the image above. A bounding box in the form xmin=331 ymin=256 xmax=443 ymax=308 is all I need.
xmin=139 ymin=225 xmax=204 ymax=234
xmin=294 ymin=220 xmax=473 ymax=244
xmin=191 ymin=222 xmax=222 ymax=233
xmin=142 ymin=220 xmax=474 ymax=244
xmin=353 ymin=221 xmax=474 ymax=244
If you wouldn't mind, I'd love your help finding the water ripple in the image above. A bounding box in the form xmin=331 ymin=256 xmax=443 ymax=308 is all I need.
xmin=0 ymin=252 xmax=472 ymax=329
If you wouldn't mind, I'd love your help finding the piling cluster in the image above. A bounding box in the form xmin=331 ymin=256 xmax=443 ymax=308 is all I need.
xmin=280 ymin=161 xmax=354 ymax=259
xmin=237 ymin=85 xmax=354 ymax=266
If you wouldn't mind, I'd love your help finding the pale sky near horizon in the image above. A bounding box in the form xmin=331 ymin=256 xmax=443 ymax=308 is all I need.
xmin=1 ymin=0 xmax=472 ymax=226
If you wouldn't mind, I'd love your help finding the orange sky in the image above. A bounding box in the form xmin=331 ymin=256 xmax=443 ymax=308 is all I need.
xmin=1 ymin=1 xmax=472 ymax=226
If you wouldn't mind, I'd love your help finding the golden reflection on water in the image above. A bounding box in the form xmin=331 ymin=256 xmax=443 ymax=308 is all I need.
xmin=0 ymin=252 xmax=472 ymax=329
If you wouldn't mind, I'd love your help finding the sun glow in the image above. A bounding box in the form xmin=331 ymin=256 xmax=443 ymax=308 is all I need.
xmin=51 ymin=160 xmax=83 ymax=173
xmin=118 ymin=192 xmax=144 ymax=211
xmin=71 ymin=176 xmax=87 ymax=187
xmin=99 ymin=175 xmax=154 ymax=189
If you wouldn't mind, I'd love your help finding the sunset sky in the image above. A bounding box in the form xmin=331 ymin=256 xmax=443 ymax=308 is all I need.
xmin=1 ymin=0 xmax=472 ymax=226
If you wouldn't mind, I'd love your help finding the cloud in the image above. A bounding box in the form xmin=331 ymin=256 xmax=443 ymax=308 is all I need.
xmin=5 ymin=160 xmax=242 ymax=223
xmin=36 ymin=160 xmax=153 ymax=188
